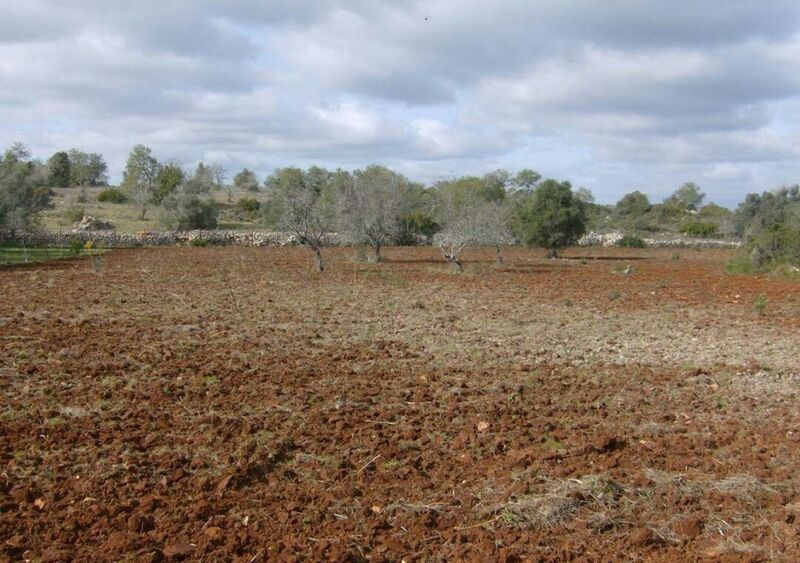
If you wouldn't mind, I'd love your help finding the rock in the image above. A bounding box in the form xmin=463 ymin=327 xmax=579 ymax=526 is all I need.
xmin=72 ymin=216 xmax=116 ymax=231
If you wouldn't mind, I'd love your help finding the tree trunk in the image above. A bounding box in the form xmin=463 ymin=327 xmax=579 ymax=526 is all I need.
xmin=546 ymin=247 xmax=559 ymax=259
xmin=451 ymin=258 xmax=463 ymax=273
xmin=374 ymin=242 xmax=381 ymax=263
xmin=312 ymin=246 xmax=325 ymax=272
xmin=495 ymin=244 xmax=504 ymax=265
xmin=139 ymin=205 xmax=148 ymax=221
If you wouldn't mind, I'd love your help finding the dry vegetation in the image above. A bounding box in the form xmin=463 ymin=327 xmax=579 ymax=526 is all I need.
xmin=1 ymin=246 xmax=799 ymax=561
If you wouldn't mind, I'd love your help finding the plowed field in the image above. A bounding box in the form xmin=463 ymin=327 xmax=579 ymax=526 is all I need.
xmin=2 ymin=247 xmax=799 ymax=561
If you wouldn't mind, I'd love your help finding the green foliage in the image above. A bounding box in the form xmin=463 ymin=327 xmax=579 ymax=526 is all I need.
xmin=754 ymin=293 xmax=768 ymax=315
xmin=513 ymin=179 xmax=587 ymax=257
xmin=616 ymin=191 xmax=652 ymax=218
xmin=62 ymin=206 xmax=85 ymax=223
xmin=396 ymin=211 xmax=440 ymax=244
xmin=665 ymin=182 xmax=705 ymax=211
xmin=184 ymin=162 xmax=215 ymax=194
xmin=97 ymin=188 xmax=128 ymax=204
xmin=47 ymin=152 xmax=71 ymax=187
xmin=68 ymin=238 xmax=84 ymax=255
xmin=749 ymin=225 xmax=800 ymax=268
xmin=436 ymin=174 xmax=505 ymax=206
xmin=159 ymin=193 xmax=219 ymax=230
xmin=575 ymin=187 xmax=595 ymax=204
xmin=233 ymin=168 xmax=260 ymax=192
xmin=734 ymin=186 xmax=800 ymax=238
xmin=237 ymin=197 xmax=261 ymax=213
xmin=266 ymin=166 xmax=336 ymax=245
xmin=122 ymin=145 xmax=160 ymax=220
xmin=68 ymin=149 xmax=107 ymax=187
xmin=0 ymin=144 xmax=52 ymax=230
xmin=680 ymin=221 xmax=718 ymax=237
xmin=153 ymin=162 xmax=185 ymax=205
xmin=512 ymin=169 xmax=541 ymax=193
xmin=617 ymin=234 xmax=646 ymax=248
xmin=189 ymin=238 xmax=209 ymax=247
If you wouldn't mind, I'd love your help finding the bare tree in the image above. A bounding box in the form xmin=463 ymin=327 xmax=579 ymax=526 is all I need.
xmin=433 ymin=190 xmax=479 ymax=272
xmin=208 ymin=163 xmax=230 ymax=202
xmin=473 ymin=199 xmax=514 ymax=265
xmin=268 ymin=166 xmax=334 ymax=272
xmin=337 ymin=165 xmax=409 ymax=262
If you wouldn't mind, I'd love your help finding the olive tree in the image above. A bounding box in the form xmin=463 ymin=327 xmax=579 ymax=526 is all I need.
xmin=68 ymin=149 xmax=108 ymax=187
xmin=233 ymin=168 xmax=260 ymax=192
xmin=514 ymin=179 xmax=587 ymax=258
xmin=337 ymin=165 xmax=410 ymax=261
xmin=0 ymin=144 xmax=51 ymax=230
xmin=47 ymin=152 xmax=71 ymax=187
xmin=153 ymin=161 xmax=185 ymax=205
xmin=122 ymin=145 xmax=160 ymax=220
xmin=184 ymin=163 xmax=215 ymax=194
xmin=268 ymin=166 xmax=335 ymax=272
xmin=665 ymin=182 xmax=705 ymax=211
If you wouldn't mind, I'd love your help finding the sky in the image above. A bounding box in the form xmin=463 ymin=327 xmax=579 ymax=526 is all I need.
xmin=1 ymin=1 xmax=799 ymax=207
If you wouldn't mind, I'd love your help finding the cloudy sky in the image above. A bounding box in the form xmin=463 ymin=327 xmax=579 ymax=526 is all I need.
xmin=1 ymin=1 xmax=799 ymax=206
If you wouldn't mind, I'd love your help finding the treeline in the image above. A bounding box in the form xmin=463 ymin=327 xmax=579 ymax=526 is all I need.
xmin=1 ymin=143 xmax=798 ymax=272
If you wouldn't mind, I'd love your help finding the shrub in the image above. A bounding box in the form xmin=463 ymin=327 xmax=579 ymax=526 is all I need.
xmin=749 ymin=225 xmax=800 ymax=267
xmin=159 ymin=193 xmax=219 ymax=230
xmin=754 ymin=293 xmax=767 ymax=315
xmin=235 ymin=197 xmax=261 ymax=221
xmin=68 ymin=238 xmax=84 ymax=255
xmin=395 ymin=212 xmax=440 ymax=245
xmin=97 ymin=188 xmax=128 ymax=204
xmin=189 ymin=238 xmax=209 ymax=247
xmin=680 ymin=221 xmax=717 ymax=237
xmin=616 ymin=235 xmax=646 ymax=248
xmin=63 ymin=206 xmax=85 ymax=223
xmin=727 ymin=225 xmax=800 ymax=274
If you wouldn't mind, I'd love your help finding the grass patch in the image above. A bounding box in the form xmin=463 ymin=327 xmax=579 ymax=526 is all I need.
xmin=0 ymin=246 xmax=106 ymax=265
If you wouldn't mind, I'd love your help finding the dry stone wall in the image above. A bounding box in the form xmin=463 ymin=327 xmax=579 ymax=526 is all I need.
xmin=0 ymin=229 xmax=741 ymax=249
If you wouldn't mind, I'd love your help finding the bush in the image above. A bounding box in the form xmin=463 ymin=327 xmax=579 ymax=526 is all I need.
xmin=97 ymin=188 xmax=128 ymax=204
xmin=236 ymin=197 xmax=260 ymax=213
xmin=395 ymin=212 xmax=440 ymax=245
xmin=728 ymin=225 xmax=800 ymax=274
xmin=62 ymin=206 xmax=85 ymax=223
xmin=616 ymin=235 xmax=646 ymax=248
xmin=68 ymin=238 xmax=84 ymax=255
xmin=680 ymin=221 xmax=717 ymax=237
xmin=159 ymin=193 xmax=219 ymax=230
xmin=514 ymin=179 xmax=587 ymax=257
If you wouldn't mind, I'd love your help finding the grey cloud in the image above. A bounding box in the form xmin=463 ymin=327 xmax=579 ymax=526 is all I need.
xmin=0 ymin=0 xmax=799 ymax=204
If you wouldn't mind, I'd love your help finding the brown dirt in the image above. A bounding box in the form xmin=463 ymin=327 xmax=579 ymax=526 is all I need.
xmin=1 ymin=246 xmax=799 ymax=561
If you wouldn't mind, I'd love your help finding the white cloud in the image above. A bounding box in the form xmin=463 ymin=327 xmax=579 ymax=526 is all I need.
xmin=0 ymin=0 xmax=798 ymax=204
